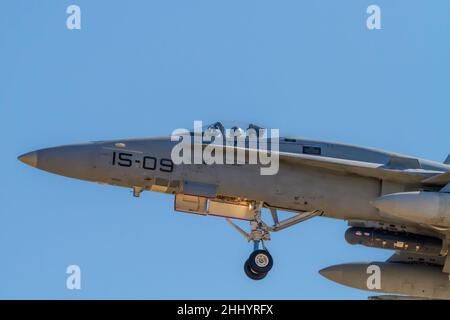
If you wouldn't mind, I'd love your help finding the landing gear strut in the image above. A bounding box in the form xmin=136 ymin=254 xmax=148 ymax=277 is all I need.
xmin=226 ymin=202 xmax=322 ymax=280
xmin=244 ymin=212 xmax=274 ymax=279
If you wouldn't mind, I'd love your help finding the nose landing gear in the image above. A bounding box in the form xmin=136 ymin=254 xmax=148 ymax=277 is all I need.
xmin=226 ymin=203 xmax=274 ymax=280
xmin=244 ymin=247 xmax=274 ymax=280
xmin=226 ymin=202 xmax=323 ymax=280
xmin=249 ymin=249 xmax=273 ymax=273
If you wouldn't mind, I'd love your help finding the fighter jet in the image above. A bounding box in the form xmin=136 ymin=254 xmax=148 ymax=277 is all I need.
xmin=18 ymin=121 xmax=450 ymax=299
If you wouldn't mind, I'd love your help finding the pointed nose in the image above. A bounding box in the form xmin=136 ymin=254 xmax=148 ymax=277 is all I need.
xmin=18 ymin=144 xmax=100 ymax=182
xmin=371 ymin=195 xmax=401 ymax=215
xmin=319 ymin=266 xmax=344 ymax=283
xmin=18 ymin=151 xmax=38 ymax=167
xmin=370 ymin=198 xmax=390 ymax=212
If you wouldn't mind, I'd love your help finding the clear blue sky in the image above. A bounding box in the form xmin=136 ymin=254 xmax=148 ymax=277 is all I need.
xmin=1 ymin=1 xmax=450 ymax=299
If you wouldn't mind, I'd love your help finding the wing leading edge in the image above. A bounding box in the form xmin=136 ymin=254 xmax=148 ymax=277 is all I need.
xmin=193 ymin=143 xmax=444 ymax=184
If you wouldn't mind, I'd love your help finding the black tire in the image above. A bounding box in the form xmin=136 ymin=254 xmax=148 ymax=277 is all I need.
xmin=244 ymin=259 xmax=267 ymax=280
xmin=248 ymin=250 xmax=273 ymax=274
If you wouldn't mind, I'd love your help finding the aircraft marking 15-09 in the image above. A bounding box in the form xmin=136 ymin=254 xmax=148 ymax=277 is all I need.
xmin=112 ymin=151 xmax=174 ymax=173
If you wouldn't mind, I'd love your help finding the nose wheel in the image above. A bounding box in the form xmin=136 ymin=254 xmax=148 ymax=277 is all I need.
xmin=226 ymin=202 xmax=322 ymax=281
xmin=244 ymin=248 xmax=273 ymax=280
xmin=248 ymin=249 xmax=273 ymax=274
xmin=226 ymin=203 xmax=274 ymax=281
xmin=244 ymin=259 xmax=267 ymax=280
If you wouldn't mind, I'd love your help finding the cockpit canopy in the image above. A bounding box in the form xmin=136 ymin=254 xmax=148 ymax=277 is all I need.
xmin=201 ymin=121 xmax=266 ymax=139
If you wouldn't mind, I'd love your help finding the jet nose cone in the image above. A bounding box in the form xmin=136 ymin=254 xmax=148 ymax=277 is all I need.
xmin=18 ymin=151 xmax=38 ymax=167
xmin=370 ymin=198 xmax=385 ymax=210
xmin=371 ymin=195 xmax=397 ymax=213
xmin=319 ymin=266 xmax=344 ymax=283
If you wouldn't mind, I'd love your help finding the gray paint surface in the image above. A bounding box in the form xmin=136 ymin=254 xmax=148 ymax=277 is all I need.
xmin=18 ymin=129 xmax=450 ymax=299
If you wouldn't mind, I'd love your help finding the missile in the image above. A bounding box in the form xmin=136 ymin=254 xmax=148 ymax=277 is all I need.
xmin=368 ymin=295 xmax=432 ymax=300
xmin=319 ymin=262 xmax=450 ymax=300
xmin=345 ymin=227 xmax=442 ymax=255
xmin=372 ymin=191 xmax=450 ymax=227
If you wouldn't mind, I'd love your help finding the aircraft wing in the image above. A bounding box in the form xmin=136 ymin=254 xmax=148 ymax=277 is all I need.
xmin=194 ymin=143 xmax=445 ymax=184
xmin=277 ymin=152 xmax=437 ymax=184
xmin=422 ymin=171 xmax=450 ymax=186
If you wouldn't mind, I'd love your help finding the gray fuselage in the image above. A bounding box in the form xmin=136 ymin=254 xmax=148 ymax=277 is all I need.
xmin=20 ymin=136 xmax=450 ymax=225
